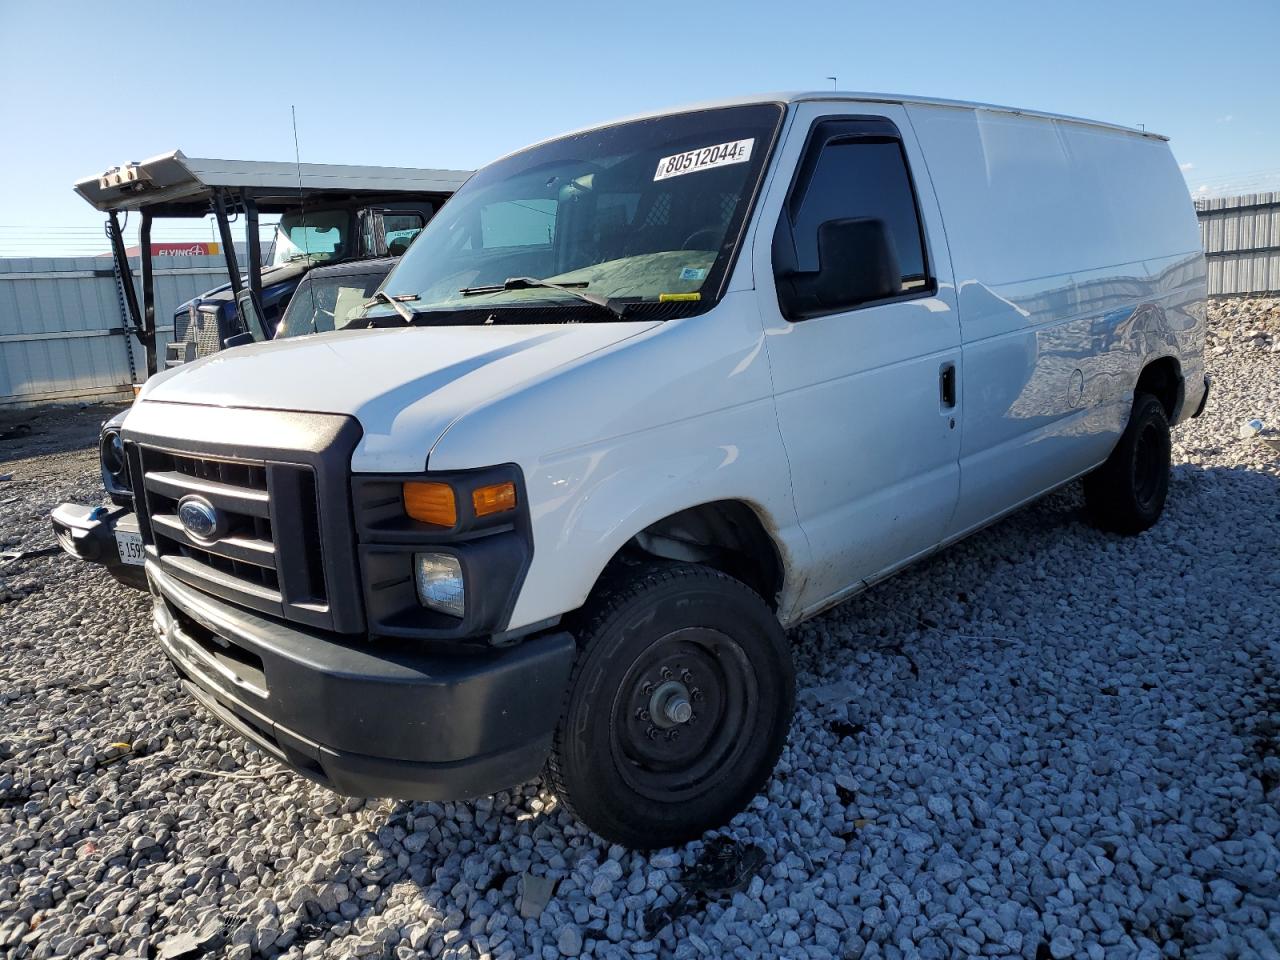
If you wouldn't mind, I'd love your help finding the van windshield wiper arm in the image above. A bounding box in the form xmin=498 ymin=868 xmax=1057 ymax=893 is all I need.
xmin=360 ymin=290 xmax=420 ymax=324
xmin=458 ymin=277 xmax=630 ymax=320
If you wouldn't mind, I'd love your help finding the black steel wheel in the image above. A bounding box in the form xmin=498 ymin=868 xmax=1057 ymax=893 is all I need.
xmin=547 ymin=562 xmax=794 ymax=849
xmin=1083 ymin=392 xmax=1172 ymax=535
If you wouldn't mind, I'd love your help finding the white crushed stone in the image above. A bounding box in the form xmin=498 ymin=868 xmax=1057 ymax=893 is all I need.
xmin=1 ymin=300 xmax=1278 ymax=959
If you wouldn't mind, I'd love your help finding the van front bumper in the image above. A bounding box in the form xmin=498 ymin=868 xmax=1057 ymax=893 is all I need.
xmin=147 ymin=562 xmax=576 ymax=800
xmin=50 ymin=503 xmax=147 ymax=590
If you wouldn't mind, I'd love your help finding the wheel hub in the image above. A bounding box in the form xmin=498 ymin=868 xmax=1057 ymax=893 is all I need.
xmin=649 ymin=680 xmax=693 ymax=728
xmin=609 ymin=627 xmax=759 ymax=804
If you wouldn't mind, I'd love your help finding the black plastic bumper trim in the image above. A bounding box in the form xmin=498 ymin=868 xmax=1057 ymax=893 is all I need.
xmin=149 ymin=562 xmax=575 ymax=799
xmin=50 ymin=503 xmax=146 ymax=589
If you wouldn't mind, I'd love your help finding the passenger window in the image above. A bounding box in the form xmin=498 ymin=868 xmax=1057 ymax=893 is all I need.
xmin=787 ymin=139 xmax=930 ymax=295
xmin=383 ymin=213 xmax=425 ymax=256
xmin=479 ymin=199 xmax=557 ymax=248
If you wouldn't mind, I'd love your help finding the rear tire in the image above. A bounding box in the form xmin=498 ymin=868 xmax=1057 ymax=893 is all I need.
xmin=1083 ymin=392 xmax=1171 ymax=535
xmin=547 ymin=562 xmax=794 ymax=849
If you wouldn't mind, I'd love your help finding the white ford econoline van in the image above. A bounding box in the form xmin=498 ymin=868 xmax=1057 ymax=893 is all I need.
xmin=123 ymin=93 xmax=1207 ymax=848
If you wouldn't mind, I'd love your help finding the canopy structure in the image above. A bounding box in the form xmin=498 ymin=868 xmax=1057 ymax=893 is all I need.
xmin=74 ymin=150 xmax=471 ymax=375
xmin=75 ymin=150 xmax=471 ymax=216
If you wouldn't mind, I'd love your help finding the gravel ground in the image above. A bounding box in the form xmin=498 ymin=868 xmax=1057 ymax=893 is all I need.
xmin=1 ymin=300 xmax=1278 ymax=960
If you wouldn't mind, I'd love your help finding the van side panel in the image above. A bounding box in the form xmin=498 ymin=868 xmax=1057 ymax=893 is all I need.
xmin=905 ymin=105 xmax=1206 ymax=539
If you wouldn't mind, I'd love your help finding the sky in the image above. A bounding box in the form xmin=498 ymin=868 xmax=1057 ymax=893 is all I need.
xmin=1 ymin=0 xmax=1277 ymax=256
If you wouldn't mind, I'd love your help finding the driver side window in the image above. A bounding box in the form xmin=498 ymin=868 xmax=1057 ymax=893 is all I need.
xmin=772 ymin=119 xmax=937 ymax=321
xmin=789 ymin=139 xmax=929 ymax=290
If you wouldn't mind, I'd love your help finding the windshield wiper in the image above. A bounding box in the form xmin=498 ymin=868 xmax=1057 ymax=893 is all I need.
xmin=459 ymin=276 xmax=630 ymax=320
xmin=359 ymin=290 xmax=421 ymax=324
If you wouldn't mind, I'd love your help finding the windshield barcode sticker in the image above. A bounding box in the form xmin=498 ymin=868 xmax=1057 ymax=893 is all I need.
xmin=654 ymin=138 xmax=754 ymax=181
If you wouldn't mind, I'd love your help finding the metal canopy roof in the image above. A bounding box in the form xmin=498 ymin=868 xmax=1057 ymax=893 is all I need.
xmin=74 ymin=149 xmax=473 ymax=216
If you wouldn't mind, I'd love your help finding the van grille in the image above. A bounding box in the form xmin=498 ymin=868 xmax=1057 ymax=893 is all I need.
xmin=122 ymin=404 xmax=364 ymax=634
xmin=136 ymin=446 xmax=327 ymax=617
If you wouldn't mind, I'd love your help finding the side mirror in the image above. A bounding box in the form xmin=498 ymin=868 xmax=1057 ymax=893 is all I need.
xmin=776 ymin=217 xmax=901 ymax=320
xmin=222 ymin=332 xmax=254 ymax=349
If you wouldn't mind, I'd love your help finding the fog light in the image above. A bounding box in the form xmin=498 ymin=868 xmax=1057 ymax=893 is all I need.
xmin=414 ymin=553 xmax=464 ymax=618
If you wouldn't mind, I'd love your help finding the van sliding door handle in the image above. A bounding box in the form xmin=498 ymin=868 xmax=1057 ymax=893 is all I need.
xmin=940 ymin=363 xmax=957 ymax=409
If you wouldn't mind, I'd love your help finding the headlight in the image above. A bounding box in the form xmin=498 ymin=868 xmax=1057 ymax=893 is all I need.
xmin=100 ymin=428 xmax=129 ymax=492
xmin=414 ymin=553 xmax=465 ymax=618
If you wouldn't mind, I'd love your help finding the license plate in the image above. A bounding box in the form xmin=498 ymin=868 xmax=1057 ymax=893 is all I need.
xmin=115 ymin=530 xmax=145 ymax=566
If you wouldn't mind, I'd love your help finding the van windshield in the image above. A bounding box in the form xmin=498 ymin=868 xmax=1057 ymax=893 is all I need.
xmin=366 ymin=103 xmax=783 ymax=323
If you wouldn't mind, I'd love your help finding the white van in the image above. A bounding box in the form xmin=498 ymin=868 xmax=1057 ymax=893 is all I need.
xmin=122 ymin=92 xmax=1207 ymax=848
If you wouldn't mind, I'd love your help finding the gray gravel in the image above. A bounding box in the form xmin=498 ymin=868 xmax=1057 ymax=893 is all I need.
xmin=1 ymin=300 xmax=1278 ymax=960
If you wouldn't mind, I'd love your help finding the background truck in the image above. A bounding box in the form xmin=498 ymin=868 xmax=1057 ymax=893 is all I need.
xmin=51 ymin=257 xmax=399 ymax=589
xmin=74 ymin=150 xmax=470 ymax=374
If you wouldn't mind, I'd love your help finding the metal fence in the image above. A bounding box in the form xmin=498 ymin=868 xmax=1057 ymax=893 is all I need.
xmin=1195 ymin=192 xmax=1280 ymax=297
xmin=0 ymin=254 xmax=230 ymax=407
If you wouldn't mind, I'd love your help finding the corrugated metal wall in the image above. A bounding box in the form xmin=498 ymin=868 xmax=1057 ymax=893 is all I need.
xmin=1196 ymin=192 xmax=1280 ymax=297
xmin=0 ymin=255 xmax=230 ymax=406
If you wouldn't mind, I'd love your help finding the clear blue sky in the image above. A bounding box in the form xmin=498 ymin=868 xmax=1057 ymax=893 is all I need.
xmin=1 ymin=0 xmax=1277 ymax=256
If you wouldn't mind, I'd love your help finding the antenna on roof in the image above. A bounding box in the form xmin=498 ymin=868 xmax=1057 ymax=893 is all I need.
xmin=291 ymin=105 xmax=309 ymax=257
xmin=826 ymin=76 xmax=838 ymax=90
xmin=291 ymin=104 xmax=319 ymax=326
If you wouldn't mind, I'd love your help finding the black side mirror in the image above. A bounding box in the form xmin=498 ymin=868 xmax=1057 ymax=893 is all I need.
xmin=813 ymin=218 xmax=900 ymax=309
xmin=776 ymin=217 xmax=901 ymax=320
xmin=222 ymin=332 xmax=254 ymax=349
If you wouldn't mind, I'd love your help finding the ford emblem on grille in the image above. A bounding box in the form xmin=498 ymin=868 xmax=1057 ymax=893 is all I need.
xmin=177 ymin=495 xmax=222 ymax=541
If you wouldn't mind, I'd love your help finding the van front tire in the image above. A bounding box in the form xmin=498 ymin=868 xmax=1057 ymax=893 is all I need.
xmin=547 ymin=562 xmax=794 ymax=849
xmin=1083 ymin=392 xmax=1171 ymax=535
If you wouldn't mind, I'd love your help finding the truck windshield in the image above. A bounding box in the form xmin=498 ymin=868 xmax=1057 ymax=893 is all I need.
xmin=275 ymin=270 xmax=390 ymax=338
xmin=270 ymin=209 xmax=350 ymax=266
xmin=368 ymin=103 xmax=784 ymax=323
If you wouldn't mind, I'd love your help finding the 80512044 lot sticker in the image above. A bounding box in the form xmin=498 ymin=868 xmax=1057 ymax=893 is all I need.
xmin=654 ymin=139 xmax=754 ymax=181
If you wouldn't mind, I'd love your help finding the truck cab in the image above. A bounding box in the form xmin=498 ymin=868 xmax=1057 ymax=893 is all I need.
xmin=172 ymin=201 xmax=430 ymax=365
xmin=72 ymin=150 xmax=470 ymax=376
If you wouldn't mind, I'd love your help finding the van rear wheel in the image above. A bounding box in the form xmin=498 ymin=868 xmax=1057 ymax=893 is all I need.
xmin=546 ymin=562 xmax=794 ymax=849
xmin=1083 ymin=392 xmax=1171 ymax=535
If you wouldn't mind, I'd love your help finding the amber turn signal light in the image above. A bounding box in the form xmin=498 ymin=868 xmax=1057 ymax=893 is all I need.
xmin=403 ymin=482 xmax=457 ymax=527
xmin=472 ymin=481 xmax=517 ymax=517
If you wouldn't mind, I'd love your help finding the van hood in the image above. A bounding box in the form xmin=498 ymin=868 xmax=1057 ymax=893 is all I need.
xmin=139 ymin=322 xmax=657 ymax=471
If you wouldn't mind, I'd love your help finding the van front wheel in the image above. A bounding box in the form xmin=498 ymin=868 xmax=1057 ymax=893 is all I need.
xmin=546 ymin=562 xmax=794 ymax=849
xmin=1083 ymin=392 xmax=1171 ymax=535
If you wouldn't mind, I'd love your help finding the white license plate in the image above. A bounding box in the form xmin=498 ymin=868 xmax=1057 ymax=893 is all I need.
xmin=115 ymin=530 xmax=145 ymax=566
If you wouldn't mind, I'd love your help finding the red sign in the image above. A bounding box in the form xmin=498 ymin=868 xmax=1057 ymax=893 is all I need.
xmin=119 ymin=242 xmax=222 ymax=257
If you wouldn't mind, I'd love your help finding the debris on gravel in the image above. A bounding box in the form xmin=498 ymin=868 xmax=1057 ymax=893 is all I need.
xmin=1 ymin=302 xmax=1278 ymax=959
xmin=1207 ymin=295 xmax=1280 ymax=356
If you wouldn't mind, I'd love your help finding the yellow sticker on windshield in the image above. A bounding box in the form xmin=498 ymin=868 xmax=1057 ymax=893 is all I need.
xmin=659 ymin=293 xmax=701 ymax=302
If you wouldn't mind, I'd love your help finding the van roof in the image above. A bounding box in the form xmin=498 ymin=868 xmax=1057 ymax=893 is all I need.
xmin=524 ymin=92 xmax=1167 ymax=154
xmin=795 ymin=91 xmax=1165 ymax=140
